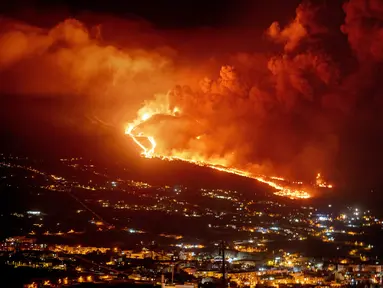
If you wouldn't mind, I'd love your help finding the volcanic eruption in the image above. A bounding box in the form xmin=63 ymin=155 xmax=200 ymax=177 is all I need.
xmin=2 ymin=0 xmax=383 ymax=195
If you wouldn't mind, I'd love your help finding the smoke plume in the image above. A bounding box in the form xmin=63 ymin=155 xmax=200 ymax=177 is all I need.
xmin=2 ymin=0 xmax=383 ymax=186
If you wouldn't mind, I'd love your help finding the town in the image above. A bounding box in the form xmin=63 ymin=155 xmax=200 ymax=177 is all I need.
xmin=1 ymin=153 xmax=383 ymax=287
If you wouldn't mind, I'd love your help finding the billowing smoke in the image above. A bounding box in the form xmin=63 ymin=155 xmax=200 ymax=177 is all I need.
xmin=0 ymin=17 xmax=182 ymax=126
xmin=135 ymin=2 xmax=341 ymax=180
xmin=341 ymin=0 xmax=383 ymax=62
xmin=2 ymin=0 xmax=383 ymax=186
xmin=266 ymin=2 xmax=322 ymax=52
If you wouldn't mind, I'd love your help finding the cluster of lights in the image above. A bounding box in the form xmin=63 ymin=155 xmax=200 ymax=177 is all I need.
xmin=175 ymin=244 xmax=204 ymax=249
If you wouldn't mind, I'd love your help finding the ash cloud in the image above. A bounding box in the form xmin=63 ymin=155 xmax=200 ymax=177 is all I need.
xmin=341 ymin=0 xmax=383 ymax=62
xmin=2 ymin=1 xmax=383 ymax=186
xmin=152 ymin=2 xmax=341 ymax=180
xmin=0 ymin=17 xmax=182 ymax=126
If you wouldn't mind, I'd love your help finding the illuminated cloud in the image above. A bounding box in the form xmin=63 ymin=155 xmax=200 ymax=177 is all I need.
xmin=2 ymin=0 xmax=383 ymax=185
xmin=341 ymin=0 xmax=383 ymax=61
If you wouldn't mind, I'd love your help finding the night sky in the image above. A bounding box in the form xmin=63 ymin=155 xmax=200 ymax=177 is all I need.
xmin=0 ymin=0 xmax=343 ymax=28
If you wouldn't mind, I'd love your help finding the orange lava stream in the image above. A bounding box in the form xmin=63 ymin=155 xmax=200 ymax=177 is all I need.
xmin=125 ymin=112 xmax=311 ymax=200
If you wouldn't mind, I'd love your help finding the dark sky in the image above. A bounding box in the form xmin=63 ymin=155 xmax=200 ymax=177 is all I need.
xmin=0 ymin=0 xmax=343 ymax=29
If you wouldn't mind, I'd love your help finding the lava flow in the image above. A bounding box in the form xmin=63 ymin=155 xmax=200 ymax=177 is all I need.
xmin=125 ymin=109 xmax=312 ymax=200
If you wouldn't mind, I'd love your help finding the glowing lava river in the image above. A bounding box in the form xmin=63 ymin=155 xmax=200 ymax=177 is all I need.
xmin=125 ymin=110 xmax=314 ymax=200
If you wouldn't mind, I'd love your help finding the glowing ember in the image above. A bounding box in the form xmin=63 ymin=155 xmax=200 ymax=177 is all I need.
xmin=125 ymin=107 xmax=312 ymax=200
xmin=316 ymin=173 xmax=333 ymax=189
